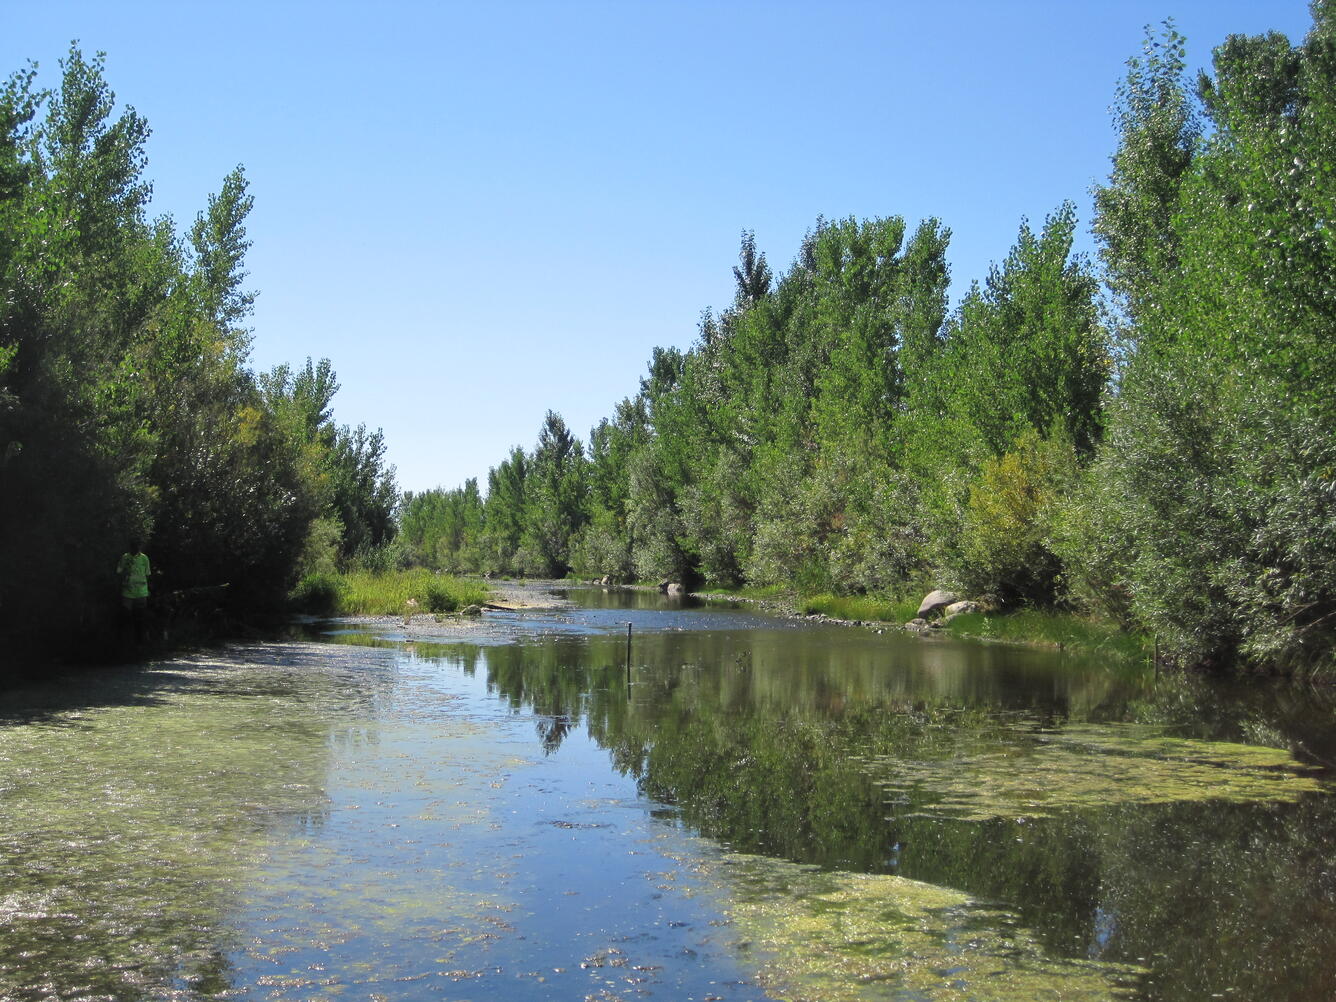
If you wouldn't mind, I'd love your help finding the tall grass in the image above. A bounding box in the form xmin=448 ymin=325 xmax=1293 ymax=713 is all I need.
xmin=797 ymin=593 xmax=921 ymax=624
xmin=292 ymin=569 xmax=489 ymax=616
xmin=944 ymin=609 xmax=1149 ymax=660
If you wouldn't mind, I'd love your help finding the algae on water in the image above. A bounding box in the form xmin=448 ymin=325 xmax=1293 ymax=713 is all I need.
xmin=0 ymin=643 xmax=519 ymax=1001
xmin=666 ymin=850 xmax=1146 ymax=1002
xmin=864 ymin=721 xmax=1324 ymax=823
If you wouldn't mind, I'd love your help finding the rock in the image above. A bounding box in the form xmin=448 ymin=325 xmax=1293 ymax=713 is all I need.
xmin=460 ymin=604 xmax=483 ymax=617
xmin=917 ymin=589 xmax=961 ymax=618
xmin=904 ymin=618 xmax=931 ymax=633
xmin=944 ymin=600 xmax=980 ymax=617
xmin=665 ymin=582 xmax=686 ymax=597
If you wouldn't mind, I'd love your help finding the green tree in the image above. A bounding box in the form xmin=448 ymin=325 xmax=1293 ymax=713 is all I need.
xmin=1092 ymin=7 xmax=1336 ymax=669
xmin=482 ymin=446 xmax=528 ymax=574
xmin=522 ymin=410 xmax=587 ymax=576
xmin=1092 ymin=20 xmax=1200 ymax=328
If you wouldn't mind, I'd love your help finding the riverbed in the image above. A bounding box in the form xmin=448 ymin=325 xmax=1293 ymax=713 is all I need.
xmin=2 ymin=584 xmax=1334 ymax=1000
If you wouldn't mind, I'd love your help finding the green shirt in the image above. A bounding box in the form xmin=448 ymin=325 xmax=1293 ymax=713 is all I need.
xmin=118 ymin=552 xmax=150 ymax=599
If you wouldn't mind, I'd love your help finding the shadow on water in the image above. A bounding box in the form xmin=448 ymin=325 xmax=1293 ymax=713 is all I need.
xmin=0 ymin=640 xmax=396 ymax=728
xmin=0 ymin=642 xmax=409 ymax=1002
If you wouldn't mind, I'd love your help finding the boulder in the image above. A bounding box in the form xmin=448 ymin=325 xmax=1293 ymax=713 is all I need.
xmin=943 ymin=600 xmax=980 ymax=617
xmin=665 ymin=582 xmax=686 ymax=597
xmin=460 ymin=604 xmax=483 ymax=617
xmin=916 ymin=589 xmax=961 ymax=618
xmin=904 ymin=618 xmax=932 ymax=633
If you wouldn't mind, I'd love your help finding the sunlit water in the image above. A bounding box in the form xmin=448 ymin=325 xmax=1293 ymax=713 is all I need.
xmin=2 ymin=586 xmax=1334 ymax=1001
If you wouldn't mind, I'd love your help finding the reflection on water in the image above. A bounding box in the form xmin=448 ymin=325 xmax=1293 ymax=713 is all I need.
xmin=1 ymin=587 xmax=1334 ymax=1000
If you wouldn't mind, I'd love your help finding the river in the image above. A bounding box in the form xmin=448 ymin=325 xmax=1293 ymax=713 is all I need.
xmin=1 ymin=585 xmax=1334 ymax=1001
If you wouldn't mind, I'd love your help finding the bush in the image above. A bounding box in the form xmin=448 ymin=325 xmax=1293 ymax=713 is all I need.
xmin=290 ymin=573 xmax=346 ymax=615
xmin=1046 ymin=457 xmax=1137 ymax=627
xmin=954 ymin=429 xmax=1078 ymax=607
xmin=424 ymin=579 xmax=459 ymax=614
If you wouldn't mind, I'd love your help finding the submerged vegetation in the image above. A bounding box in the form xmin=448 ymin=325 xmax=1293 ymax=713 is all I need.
xmin=400 ymin=10 xmax=1336 ymax=677
xmin=711 ymin=854 xmax=1146 ymax=1002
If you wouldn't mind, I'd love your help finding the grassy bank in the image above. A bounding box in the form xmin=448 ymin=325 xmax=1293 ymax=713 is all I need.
xmin=943 ymin=609 xmax=1149 ymax=661
xmin=796 ymin=593 xmax=923 ymax=625
xmin=703 ymin=585 xmax=1148 ymax=662
xmin=291 ymin=570 xmax=490 ymax=617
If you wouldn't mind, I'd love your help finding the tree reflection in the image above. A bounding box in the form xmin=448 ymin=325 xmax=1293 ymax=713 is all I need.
xmin=469 ymin=625 xmax=1336 ymax=1000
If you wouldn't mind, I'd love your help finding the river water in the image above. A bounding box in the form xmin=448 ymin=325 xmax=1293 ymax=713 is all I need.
xmin=1 ymin=586 xmax=1334 ymax=1001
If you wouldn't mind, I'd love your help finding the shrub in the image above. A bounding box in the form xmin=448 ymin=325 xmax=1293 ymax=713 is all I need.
xmin=290 ymin=573 xmax=346 ymax=615
xmin=424 ymin=579 xmax=458 ymax=614
xmin=954 ymin=429 xmax=1078 ymax=607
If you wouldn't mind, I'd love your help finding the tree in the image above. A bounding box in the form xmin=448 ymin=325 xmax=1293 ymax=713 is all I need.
xmin=327 ymin=423 xmax=398 ymax=558
xmin=190 ymin=166 xmax=256 ymax=337
xmin=482 ymin=446 xmax=528 ymax=574
xmin=1091 ymin=8 xmax=1336 ymax=669
xmin=732 ymin=229 xmax=772 ymax=308
xmin=0 ymin=48 xmax=378 ymax=651
xmin=1092 ymin=20 xmax=1200 ymax=328
xmin=522 ymin=410 xmax=587 ymax=576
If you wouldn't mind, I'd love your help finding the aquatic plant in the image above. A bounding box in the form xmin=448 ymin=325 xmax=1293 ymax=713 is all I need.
xmin=864 ymin=721 xmax=1324 ymax=823
xmin=671 ymin=850 xmax=1145 ymax=1002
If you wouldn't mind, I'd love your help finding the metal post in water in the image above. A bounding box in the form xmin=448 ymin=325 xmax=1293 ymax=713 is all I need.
xmin=626 ymin=622 xmax=632 ymax=690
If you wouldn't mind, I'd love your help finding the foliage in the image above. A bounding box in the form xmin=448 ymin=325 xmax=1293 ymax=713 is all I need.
xmin=0 ymin=48 xmax=400 ymax=656
xmin=955 ymin=428 xmax=1080 ymax=606
xmin=423 ymin=578 xmax=459 ymax=614
xmin=333 ymin=569 xmax=488 ymax=616
xmin=349 ymin=6 xmax=1333 ymax=674
xmin=1089 ymin=10 xmax=1336 ymax=671
xmin=289 ymin=572 xmax=346 ymax=615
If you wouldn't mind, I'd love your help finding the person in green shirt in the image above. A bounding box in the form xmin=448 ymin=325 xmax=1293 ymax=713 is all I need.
xmin=117 ymin=539 xmax=151 ymax=643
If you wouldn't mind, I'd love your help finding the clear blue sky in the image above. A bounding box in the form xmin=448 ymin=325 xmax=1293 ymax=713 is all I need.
xmin=5 ymin=1 xmax=1315 ymax=495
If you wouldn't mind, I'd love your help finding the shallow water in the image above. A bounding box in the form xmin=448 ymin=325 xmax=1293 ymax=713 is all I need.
xmin=2 ymin=586 xmax=1334 ymax=1000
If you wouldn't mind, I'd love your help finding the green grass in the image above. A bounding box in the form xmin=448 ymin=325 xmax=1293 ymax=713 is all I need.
xmin=294 ymin=569 xmax=490 ymax=617
xmin=651 ymin=580 xmax=1152 ymax=664
xmin=776 ymin=588 xmax=1149 ymax=663
xmin=944 ymin=609 xmax=1149 ymax=660
xmin=797 ymin=593 xmax=922 ymax=624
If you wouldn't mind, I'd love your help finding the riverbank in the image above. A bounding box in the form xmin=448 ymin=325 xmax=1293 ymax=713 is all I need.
xmin=689 ymin=583 xmax=1151 ymax=664
xmin=289 ymin=569 xmax=490 ymax=616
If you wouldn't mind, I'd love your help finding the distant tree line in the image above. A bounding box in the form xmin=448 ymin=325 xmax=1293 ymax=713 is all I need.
xmin=402 ymin=9 xmax=1336 ymax=673
xmin=0 ymin=47 xmax=396 ymax=657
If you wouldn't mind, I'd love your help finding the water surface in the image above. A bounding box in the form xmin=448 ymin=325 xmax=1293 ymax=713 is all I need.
xmin=2 ymin=586 xmax=1333 ymax=1000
